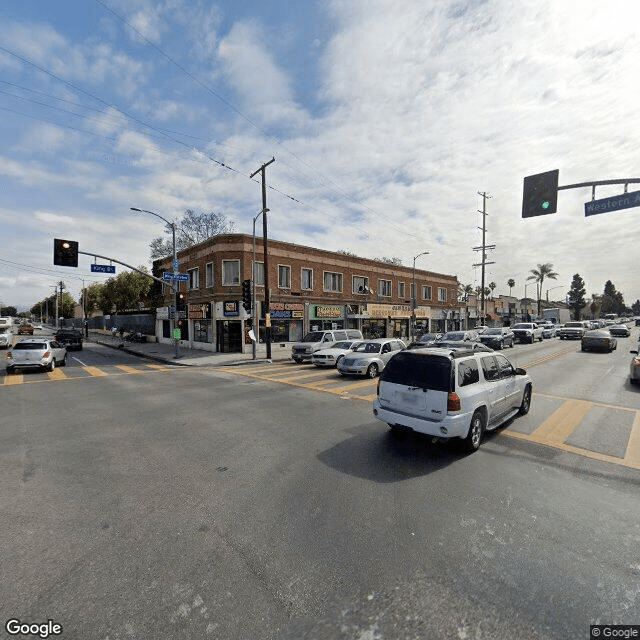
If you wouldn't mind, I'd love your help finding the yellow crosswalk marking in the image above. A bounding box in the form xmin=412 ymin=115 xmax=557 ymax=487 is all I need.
xmin=4 ymin=373 xmax=23 ymax=385
xmin=115 ymin=365 xmax=142 ymax=374
xmin=83 ymin=366 xmax=108 ymax=377
xmin=145 ymin=364 xmax=170 ymax=371
xmin=529 ymin=399 xmax=592 ymax=445
xmin=624 ymin=411 xmax=640 ymax=467
xmin=47 ymin=368 xmax=67 ymax=380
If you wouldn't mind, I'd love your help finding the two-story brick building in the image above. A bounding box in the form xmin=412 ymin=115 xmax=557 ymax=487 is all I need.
xmin=153 ymin=234 xmax=461 ymax=353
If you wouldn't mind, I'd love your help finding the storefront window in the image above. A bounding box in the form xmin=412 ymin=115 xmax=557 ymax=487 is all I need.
xmin=194 ymin=319 xmax=212 ymax=343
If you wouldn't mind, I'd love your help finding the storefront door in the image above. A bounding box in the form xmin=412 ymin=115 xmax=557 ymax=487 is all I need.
xmin=216 ymin=320 xmax=242 ymax=353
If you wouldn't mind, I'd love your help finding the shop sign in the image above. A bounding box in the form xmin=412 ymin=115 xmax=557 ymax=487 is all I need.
xmin=312 ymin=305 xmax=343 ymax=319
xmin=269 ymin=302 xmax=305 ymax=319
xmin=223 ymin=300 xmax=239 ymax=317
xmin=366 ymin=303 xmax=432 ymax=319
xmin=188 ymin=303 xmax=211 ymax=320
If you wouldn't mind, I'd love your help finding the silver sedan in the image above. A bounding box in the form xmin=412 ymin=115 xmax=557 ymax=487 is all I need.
xmin=337 ymin=338 xmax=406 ymax=378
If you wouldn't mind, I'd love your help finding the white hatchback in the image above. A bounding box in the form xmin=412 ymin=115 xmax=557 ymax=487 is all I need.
xmin=373 ymin=347 xmax=532 ymax=452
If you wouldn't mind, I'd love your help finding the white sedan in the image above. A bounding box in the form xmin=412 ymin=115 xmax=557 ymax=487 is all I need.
xmin=311 ymin=340 xmax=364 ymax=367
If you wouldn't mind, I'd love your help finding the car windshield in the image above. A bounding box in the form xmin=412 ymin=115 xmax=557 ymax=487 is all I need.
xmin=485 ymin=329 xmax=502 ymax=335
xmin=418 ymin=334 xmax=437 ymax=342
xmin=442 ymin=332 xmax=465 ymax=341
xmin=381 ymin=352 xmax=452 ymax=391
xmin=332 ymin=341 xmax=353 ymax=349
xmin=13 ymin=343 xmax=46 ymax=350
xmin=301 ymin=332 xmax=325 ymax=342
xmin=512 ymin=324 xmax=531 ymax=329
xmin=354 ymin=342 xmax=382 ymax=354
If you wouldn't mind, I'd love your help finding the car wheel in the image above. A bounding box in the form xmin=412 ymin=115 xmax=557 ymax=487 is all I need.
xmin=497 ymin=341 xmax=503 ymax=350
xmin=61 ymin=354 xmax=67 ymax=366
xmin=48 ymin=359 xmax=55 ymax=372
xmin=6 ymin=366 xmax=14 ymax=374
xmin=519 ymin=385 xmax=532 ymax=415
xmin=510 ymin=339 xmax=514 ymax=348
xmin=366 ymin=363 xmax=378 ymax=378
xmin=463 ymin=410 xmax=484 ymax=452
xmin=335 ymin=355 xmax=344 ymax=367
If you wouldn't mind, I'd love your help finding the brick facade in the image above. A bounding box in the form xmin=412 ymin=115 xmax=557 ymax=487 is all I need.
xmin=154 ymin=234 xmax=460 ymax=353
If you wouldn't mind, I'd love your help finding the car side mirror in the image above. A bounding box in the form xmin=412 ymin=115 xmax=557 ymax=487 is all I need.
xmin=631 ymin=350 xmax=638 ymax=355
xmin=515 ymin=367 xmax=527 ymax=375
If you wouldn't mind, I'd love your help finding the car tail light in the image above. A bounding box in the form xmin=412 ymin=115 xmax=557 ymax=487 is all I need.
xmin=6 ymin=351 xmax=12 ymax=358
xmin=42 ymin=351 xmax=51 ymax=358
xmin=447 ymin=392 xmax=461 ymax=412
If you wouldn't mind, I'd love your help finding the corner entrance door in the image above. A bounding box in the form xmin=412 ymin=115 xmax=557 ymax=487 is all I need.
xmin=216 ymin=320 xmax=242 ymax=353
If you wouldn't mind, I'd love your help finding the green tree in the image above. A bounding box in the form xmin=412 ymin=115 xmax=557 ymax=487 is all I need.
xmin=98 ymin=269 xmax=153 ymax=317
xmin=1 ymin=305 xmax=18 ymax=316
xmin=567 ymin=274 xmax=587 ymax=320
xmin=601 ymin=280 xmax=625 ymax=315
xmin=507 ymin=279 xmax=515 ymax=296
xmin=458 ymin=283 xmax=474 ymax=302
xmin=527 ymin=263 xmax=558 ymax=317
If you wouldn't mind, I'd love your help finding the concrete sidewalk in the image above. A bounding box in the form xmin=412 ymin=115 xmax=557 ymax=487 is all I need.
xmin=89 ymin=331 xmax=293 ymax=367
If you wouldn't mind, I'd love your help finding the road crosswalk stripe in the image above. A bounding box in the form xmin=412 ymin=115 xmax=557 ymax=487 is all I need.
xmin=529 ymin=399 xmax=592 ymax=445
xmin=47 ymin=368 xmax=67 ymax=380
xmin=83 ymin=366 xmax=109 ymax=377
xmin=624 ymin=411 xmax=640 ymax=466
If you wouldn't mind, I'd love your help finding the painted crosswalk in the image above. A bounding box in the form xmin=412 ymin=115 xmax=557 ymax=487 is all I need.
xmin=228 ymin=362 xmax=640 ymax=470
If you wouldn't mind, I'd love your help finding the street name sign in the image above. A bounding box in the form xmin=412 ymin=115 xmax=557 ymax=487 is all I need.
xmin=162 ymin=272 xmax=189 ymax=282
xmin=585 ymin=190 xmax=640 ymax=216
xmin=91 ymin=264 xmax=116 ymax=273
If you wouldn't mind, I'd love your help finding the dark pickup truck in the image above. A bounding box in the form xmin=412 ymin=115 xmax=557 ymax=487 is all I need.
xmin=54 ymin=328 xmax=83 ymax=350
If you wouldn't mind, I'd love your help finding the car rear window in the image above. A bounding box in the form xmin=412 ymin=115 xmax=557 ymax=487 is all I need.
xmin=380 ymin=352 xmax=452 ymax=392
xmin=13 ymin=343 xmax=46 ymax=350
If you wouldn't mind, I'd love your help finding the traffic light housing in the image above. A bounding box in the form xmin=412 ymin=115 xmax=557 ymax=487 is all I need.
xmin=53 ymin=238 xmax=78 ymax=267
xmin=522 ymin=170 xmax=559 ymax=218
xmin=176 ymin=291 xmax=186 ymax=313
xmin=241 ymin=279 xmax=252 ymax=312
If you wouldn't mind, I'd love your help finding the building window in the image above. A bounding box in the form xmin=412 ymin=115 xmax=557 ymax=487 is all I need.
xmin=422 ymin=285 xmax=432 ymax=300
xmin=278 ymin=265 xmax=291 ymax=289
xmin=222 ymin=260 xmax=240 ymax=286
xmin=188 ymin=267 xmax=199 ymax=290
xmin=378 ymin=279 xmax=392 ymax=297
xmin=205 ymin=262 xmax=214 ymax=288
xmin=323 ymin=271 xmax=343 ymax=293
xmin=353 ymin=275 xmax=369 ymax=294
xmin=398 ymin=282 xmax=405 ymax=298
xmin=253 ymin=262 xmax=264 ymax=286
xmin=301 ymin=268 xmax=313 ymax=290
xmin=438 ymin=287 xmax=447 ymax=302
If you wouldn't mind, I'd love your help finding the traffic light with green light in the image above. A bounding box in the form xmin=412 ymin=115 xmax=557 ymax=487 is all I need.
xmin=522 ymin=170 xmax=559 ymax=218
xmin=53 ymin=238 xmax=79 ymax=267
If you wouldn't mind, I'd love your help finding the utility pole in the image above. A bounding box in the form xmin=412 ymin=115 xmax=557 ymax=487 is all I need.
xmin=57 ymin=281 xmax=65 ymax=329
xmin=250 ymin=158 xmax=275 ymax=360
xmin=473 ymin=192 xmax=495 ymax=326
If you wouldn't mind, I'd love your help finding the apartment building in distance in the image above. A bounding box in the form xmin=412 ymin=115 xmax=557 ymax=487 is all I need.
xmin=153 ymin=234 xmax=460 ymax=354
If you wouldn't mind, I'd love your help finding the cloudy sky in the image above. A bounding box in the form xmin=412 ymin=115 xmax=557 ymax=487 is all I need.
xmin=1 ymin=0 xmax=639 ymax=312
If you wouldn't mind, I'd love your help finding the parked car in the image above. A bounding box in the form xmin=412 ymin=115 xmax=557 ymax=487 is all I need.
xmin=17 ymin=323 xmax=34 ymax=335
xmin=6 ymin=338 xmax=67 ymax=373
xmin=372 ymin=347 xmax=532 ymax=452
xmin=478 ymin=327 xmax=515 ymax=349
xmin=511 ymin=323 xmax=544 ymax=343
xmin=311 ymin=340 xmax=363 ymax=367
xmin=291 ymin=329 xmax=363 ymax=363
xmin=608 ymin=323 xmax=631 ymax=337
xmin=557 ymin=321 xmax=588 ymax=340
xmin=436 ymin=330 xmax=481 ymax=343
xmin=0 ymin=330 xmax=12 ymax=349
xmin=54 ymin=328 xmax=83 ymax=350
xmin=629 ymin=347 xmax=640 ymax=384
xmin=337 ymin=338 xmax=406 ymax=378
xmin=581 ymin=329 xmax=617 ymax=352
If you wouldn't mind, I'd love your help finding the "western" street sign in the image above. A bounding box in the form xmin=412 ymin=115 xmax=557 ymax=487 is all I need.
xmin=585 ymin=190 xmax=640 ymax=216
xmin=91 ymin=264 xmax=116 ymax=273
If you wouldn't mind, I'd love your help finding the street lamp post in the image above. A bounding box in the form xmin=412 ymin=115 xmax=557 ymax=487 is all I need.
xmin=130 ymin=207 xmax=179 ymax=359
xmin=546 ymin=285 xmax=563 ymax=303
xmin=411 ymin=251 xmax=429 ymax=341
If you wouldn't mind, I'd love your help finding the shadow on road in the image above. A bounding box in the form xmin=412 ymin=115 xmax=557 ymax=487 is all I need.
xmin=316 ymin=423 xmax=467 ymax=483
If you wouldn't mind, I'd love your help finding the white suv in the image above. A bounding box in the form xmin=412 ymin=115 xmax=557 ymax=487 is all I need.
xmin=372 ymin=347 xmax=532 ymax=452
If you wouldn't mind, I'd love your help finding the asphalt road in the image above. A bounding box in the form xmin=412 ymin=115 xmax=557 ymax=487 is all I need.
xmin=1 ymin=336 xmax=640 ymax=639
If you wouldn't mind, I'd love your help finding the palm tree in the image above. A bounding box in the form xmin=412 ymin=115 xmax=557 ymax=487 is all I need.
xmin=507 ymin=279 xmax=515 ymax=297
xmin=488 ymin=282 xmax=497 ymax=299
xmin=527 ymin=263 xmax=558 ymax=317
